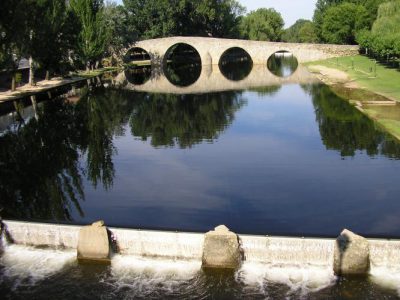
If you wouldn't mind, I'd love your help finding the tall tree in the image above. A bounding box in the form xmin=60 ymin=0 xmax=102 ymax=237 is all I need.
xmin=70 ymin=0 xmax=110 ymax=70
xmin=29 ymin=0 xmax=78 ymax=80
xmin=357 ymin=0 xmax=400 ymax=58
xmin=321 ymin=2 xmax=369 ymax=44
xmin=313 ymin=0 xmax=386 ymax=42
xmin=239 ymin=8 xmax=284 ymax=41
xmin=103 ymin=2 xmax=136 ymax=60
xmin=0 ymin=0 xmax=30 ymax=90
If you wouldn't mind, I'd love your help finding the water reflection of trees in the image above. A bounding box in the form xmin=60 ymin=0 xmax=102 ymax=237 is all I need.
xmin=0 ymin=86 xmax=245 ymax=220
xmin=267 ymin=54 xmax=298 ymax=78
xmin=129 ymin=92 xmax=245 ymax=148
xmin=0 ymin=100 xmax=84 ymax=221
xmin=305 ymin=83 xmax=400 ymax=158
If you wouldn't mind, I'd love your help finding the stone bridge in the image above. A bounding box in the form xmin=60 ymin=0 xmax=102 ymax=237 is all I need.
xmin=126 ymin=36 xmax=359 ymax=65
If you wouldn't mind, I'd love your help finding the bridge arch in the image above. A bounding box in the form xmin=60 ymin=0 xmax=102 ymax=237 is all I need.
xmin=124 ymin=47 xmax=151 ymax=64
xmin=163 ymin=43 xmax=202 ymax=87
xmin=218 ymin=47 xmax=253 ymax=81
xmin=267 ymin=50 xmax=299 ymax=78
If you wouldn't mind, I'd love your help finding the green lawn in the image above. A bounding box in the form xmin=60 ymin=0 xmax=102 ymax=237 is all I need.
xmin=306 ymin=55 xmax=400 ymax=101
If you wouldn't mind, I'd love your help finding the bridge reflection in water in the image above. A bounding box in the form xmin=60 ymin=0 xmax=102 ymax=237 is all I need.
xmin=118 ymin=60 xmax=318 ymax=95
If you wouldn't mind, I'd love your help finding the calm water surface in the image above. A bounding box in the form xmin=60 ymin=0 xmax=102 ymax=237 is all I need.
xmin=2 ymin=58 xmax=400 ymax=299
xmin=1 ymin=63 xmax=400 ymax=238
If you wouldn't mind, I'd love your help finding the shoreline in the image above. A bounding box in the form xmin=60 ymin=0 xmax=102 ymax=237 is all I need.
xmin=0 ymin=67 xmax=119 ymax=103
xmin=306 ymin=63 xmax=400 ymax=141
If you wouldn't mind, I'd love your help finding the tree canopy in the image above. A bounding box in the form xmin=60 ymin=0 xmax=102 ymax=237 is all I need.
xmin=123 ymin=0 xmax=244 ymax=39
xmin=321 ymin=2 xmax=369 ymax=44
xmin=239 ymin=8 xmax=284 ymax=41
xmin=283 ymin=19 xmax=318 ymax=43
xmin=357 ymin=0 xmax=400 ymax=58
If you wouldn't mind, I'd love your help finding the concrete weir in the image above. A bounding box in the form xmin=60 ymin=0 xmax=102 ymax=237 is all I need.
xmin=1 ymin=220 xmax=400 ymax=277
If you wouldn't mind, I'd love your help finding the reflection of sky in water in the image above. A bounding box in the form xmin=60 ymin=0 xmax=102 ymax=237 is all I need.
xmin=71 ymin=85 xmax=400 ymax=237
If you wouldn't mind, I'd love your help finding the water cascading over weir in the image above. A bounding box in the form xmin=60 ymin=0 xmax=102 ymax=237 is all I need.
xmin=1 ymin=219 xmax=400 ymax=294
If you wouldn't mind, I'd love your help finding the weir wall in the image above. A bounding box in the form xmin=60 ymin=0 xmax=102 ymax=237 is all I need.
xmin=2 ymin=220 xmax=400 ymax=271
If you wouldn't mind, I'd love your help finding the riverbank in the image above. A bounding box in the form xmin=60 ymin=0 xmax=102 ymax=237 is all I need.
xmin=306 ymin=55 xmax=400 ymax=141
xmin=0 ymin=67 xmax=119 ymax=103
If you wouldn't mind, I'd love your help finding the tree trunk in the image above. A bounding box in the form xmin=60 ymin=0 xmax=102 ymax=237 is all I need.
xmin=30 ymin=95 xmax=39 ymax=120
xmin=11 ymin=75 xmax=16 ymax=91
xmin=29 ymin=56 xmax=35 ymax=86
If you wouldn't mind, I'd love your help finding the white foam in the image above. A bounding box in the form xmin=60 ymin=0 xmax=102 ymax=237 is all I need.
xmin=0 ymin=244 xmax=76 ymax=288
xmin=237 ymin=262 xmax=336 ymax=298
xmin=103 ymin=255 xmax=202 ymax=296
xmin=370 ymin=266 xmax=400 ymax=296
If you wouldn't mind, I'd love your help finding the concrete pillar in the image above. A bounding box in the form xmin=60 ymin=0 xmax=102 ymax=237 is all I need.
xmin=333 ymin=229 xmax=370 ymax=276
xmin=77 ymin=220 xmax=111 ymax=264
xmin=202 ymin=225 xmax=242 ymax=270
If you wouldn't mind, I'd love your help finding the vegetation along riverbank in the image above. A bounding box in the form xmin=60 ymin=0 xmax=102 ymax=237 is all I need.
xmin=306 ymin=55 xmax=400 ymax=140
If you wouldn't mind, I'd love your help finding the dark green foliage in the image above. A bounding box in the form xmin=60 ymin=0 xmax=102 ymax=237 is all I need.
xmin=0 ymin=0 xmax=28 ymax=71
xmin=239 ymin=8 xmax=284 ymax=41
xmin=70 ymin=0 xmax=110 ymax=69
xmin=357 ymin=1 xmax=400 ymax=59
xmin=313 ymin=0 xmax=387 ymax=43
xmin=29 ymin=0 xmax=79 ymax=77
xmin=123 ymin=0 xmax=244 ymax=39
xmin=0 ymin=100 xmax=85 ymax=220
xmin=129 ymin=92 xmax=245 ymax=148
xmin=283 ymin=19 xmax=318 ymax=43
xmin=321 ymin=2 xmax=369 ymax=44
xmin=103 ymin=2 xmax=136 ymax=58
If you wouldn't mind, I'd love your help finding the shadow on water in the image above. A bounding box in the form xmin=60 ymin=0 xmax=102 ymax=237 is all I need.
xmin=219 ymin=47 xmax=253 ymax=81
xmin=2 ymin=74 xmax=400 ymax=225
xmin=129 ymin=92 xmax=245 ymax=148
xmin=267 ymin=52 xmax=298 ymax=78
xmin=0 ymin=85 xmax=246 ymax=221
xmin=124 ymin=65 xmax=152 ymax=85
xmin=302 ymin=83 xmax=400 ymax=159
xmin=163 ymin=43 xmax=202 ymax=87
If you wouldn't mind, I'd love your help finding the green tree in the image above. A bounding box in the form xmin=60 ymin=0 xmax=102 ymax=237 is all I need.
xmin=123 ymin=0 xmax=244 ymax=39
xmin=103 ymin=2 xmax=136 ymax=61
xmin=0 ymin=0 xmax=31 ymax=90
xmin=70 ymin=0 xmax=110 ymax=70
xmin=239 ymin=8 xmax=284 ymax=41
xmin=29 ymin=0 xmax=78 ymax=80
xmin=283 ymin=19 xmax=318 ymax=43
xmin=321 ymin=2 xmax=369 ymax=44
xmin=313 ymin=0 xmax=386 ymax=42
xmin=357 ymin=1 xmax=400 ymax=58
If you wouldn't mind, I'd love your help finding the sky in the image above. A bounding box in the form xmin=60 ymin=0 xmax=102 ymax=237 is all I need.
xmin=114 ymin=0 xmax=318 ymax=28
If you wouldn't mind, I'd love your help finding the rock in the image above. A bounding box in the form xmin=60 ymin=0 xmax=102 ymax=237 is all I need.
xmin=202 ymin=225 xmax=241 ymax=270
xmin=77 ymin=220 xmax=111 ymax=264
xmin=333 ymin=229 xmax=370 ymax=275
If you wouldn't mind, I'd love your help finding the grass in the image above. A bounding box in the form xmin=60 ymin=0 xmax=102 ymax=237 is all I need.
xmin=75 ymin=67 xmax=120 ymax=78
xmin=306 ymin=55 xmax=400 ymax=101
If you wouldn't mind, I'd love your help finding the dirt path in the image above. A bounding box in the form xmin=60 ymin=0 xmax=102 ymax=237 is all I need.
xmin=0 ymin=76 xmax=89 ymax=103
xmin=307 ymin=65 xmax=359 ymax=88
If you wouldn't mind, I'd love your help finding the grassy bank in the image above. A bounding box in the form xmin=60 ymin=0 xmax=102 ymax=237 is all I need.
xmin=306 ymin=55 xmax=400 ymax=142
xmin=306 ymin=55 xmax=400 ymax=101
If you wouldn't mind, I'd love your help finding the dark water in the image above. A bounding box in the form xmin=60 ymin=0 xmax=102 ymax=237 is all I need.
xmin=1 ymin=60 xmax=400 ymax=238
xmin=2 ymin=57 xmax=400 ymax=299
